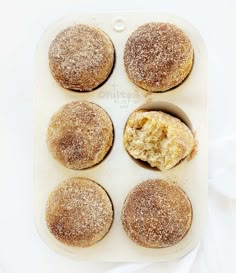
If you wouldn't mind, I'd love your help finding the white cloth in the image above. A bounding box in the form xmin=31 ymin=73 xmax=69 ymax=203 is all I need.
xmin=209 ymin=137 xmax=236 ymax=198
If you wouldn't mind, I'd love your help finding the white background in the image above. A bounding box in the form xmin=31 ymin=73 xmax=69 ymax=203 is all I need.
xmin=0 ymin=0 xmax=235 ymax=272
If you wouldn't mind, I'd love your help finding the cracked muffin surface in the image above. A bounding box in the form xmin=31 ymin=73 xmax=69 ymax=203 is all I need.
xmin=124 ymin=110 xmax=195 ymax=170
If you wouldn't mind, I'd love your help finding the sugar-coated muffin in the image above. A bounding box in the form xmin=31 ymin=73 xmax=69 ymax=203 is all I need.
xmin=46 ymin=177 xmax=113 ymax=247
xmin=121 ymin=179 xmax=192 ymax=248
xmin=124 ymin=110 xmax=194 ymax=171
xmin=49 ymin=24 xmax=114 ymax=91
xmin=47 ymin=101 xmax=113 ymax=170
xmin=124 ymin=22 xmax=193 ymax=92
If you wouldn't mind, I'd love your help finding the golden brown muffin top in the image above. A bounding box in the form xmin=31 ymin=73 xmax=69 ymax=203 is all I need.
xmin=124 ymin=22 xmax=193 ymax=92
xmin=49 ymin=24 xmax=114 ymax=91
xmin=47 ymin=101 xmax=113 ymax=170
xmin=121 ymin=179 xmax=192 ymax=248
xmin=46 ymin=177 xmax=113 ymax=247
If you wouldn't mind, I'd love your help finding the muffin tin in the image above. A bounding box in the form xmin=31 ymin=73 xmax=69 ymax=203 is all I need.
xmin=34 ymin=12 xmax=207 ymax=262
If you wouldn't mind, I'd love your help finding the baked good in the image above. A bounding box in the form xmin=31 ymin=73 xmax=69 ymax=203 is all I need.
xmin=49 ymin=24 xmax=114 ymax=91
xmin=47 ymin=101 xmax=113 ymax=170
xmin=124 ymin=22 xmax=193 ymax=92
xmin=121 ymin=179 xmax=192 ymax=248
xmin=46 ymin=177 xmax=113 ymax=247
xmin=124 ymin=110 xmax=194 ymax=171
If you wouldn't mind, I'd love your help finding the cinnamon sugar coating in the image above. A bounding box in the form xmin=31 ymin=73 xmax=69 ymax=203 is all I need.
xmin=49 ymin=24 xmax=114 ymax=91
xmin=46 ymin=177 xmax=113 ymax=247
xmin=121 ymin=179 xmax=192 ymax=248
xmin=47 ymin=101 xmax=113 ymax=170
xmin=124 ymin=22 xmax=193 ymax=92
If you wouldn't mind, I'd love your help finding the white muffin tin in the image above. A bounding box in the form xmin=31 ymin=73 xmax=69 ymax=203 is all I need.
xmin=34 ymin=12 xmax=207 ymax=262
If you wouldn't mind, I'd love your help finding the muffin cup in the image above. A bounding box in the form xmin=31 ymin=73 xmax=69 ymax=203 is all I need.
xmin=123 ymin=101 xmax=194 ymax=170
xmin=34 ymin=12 xmax=207 ymax=262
